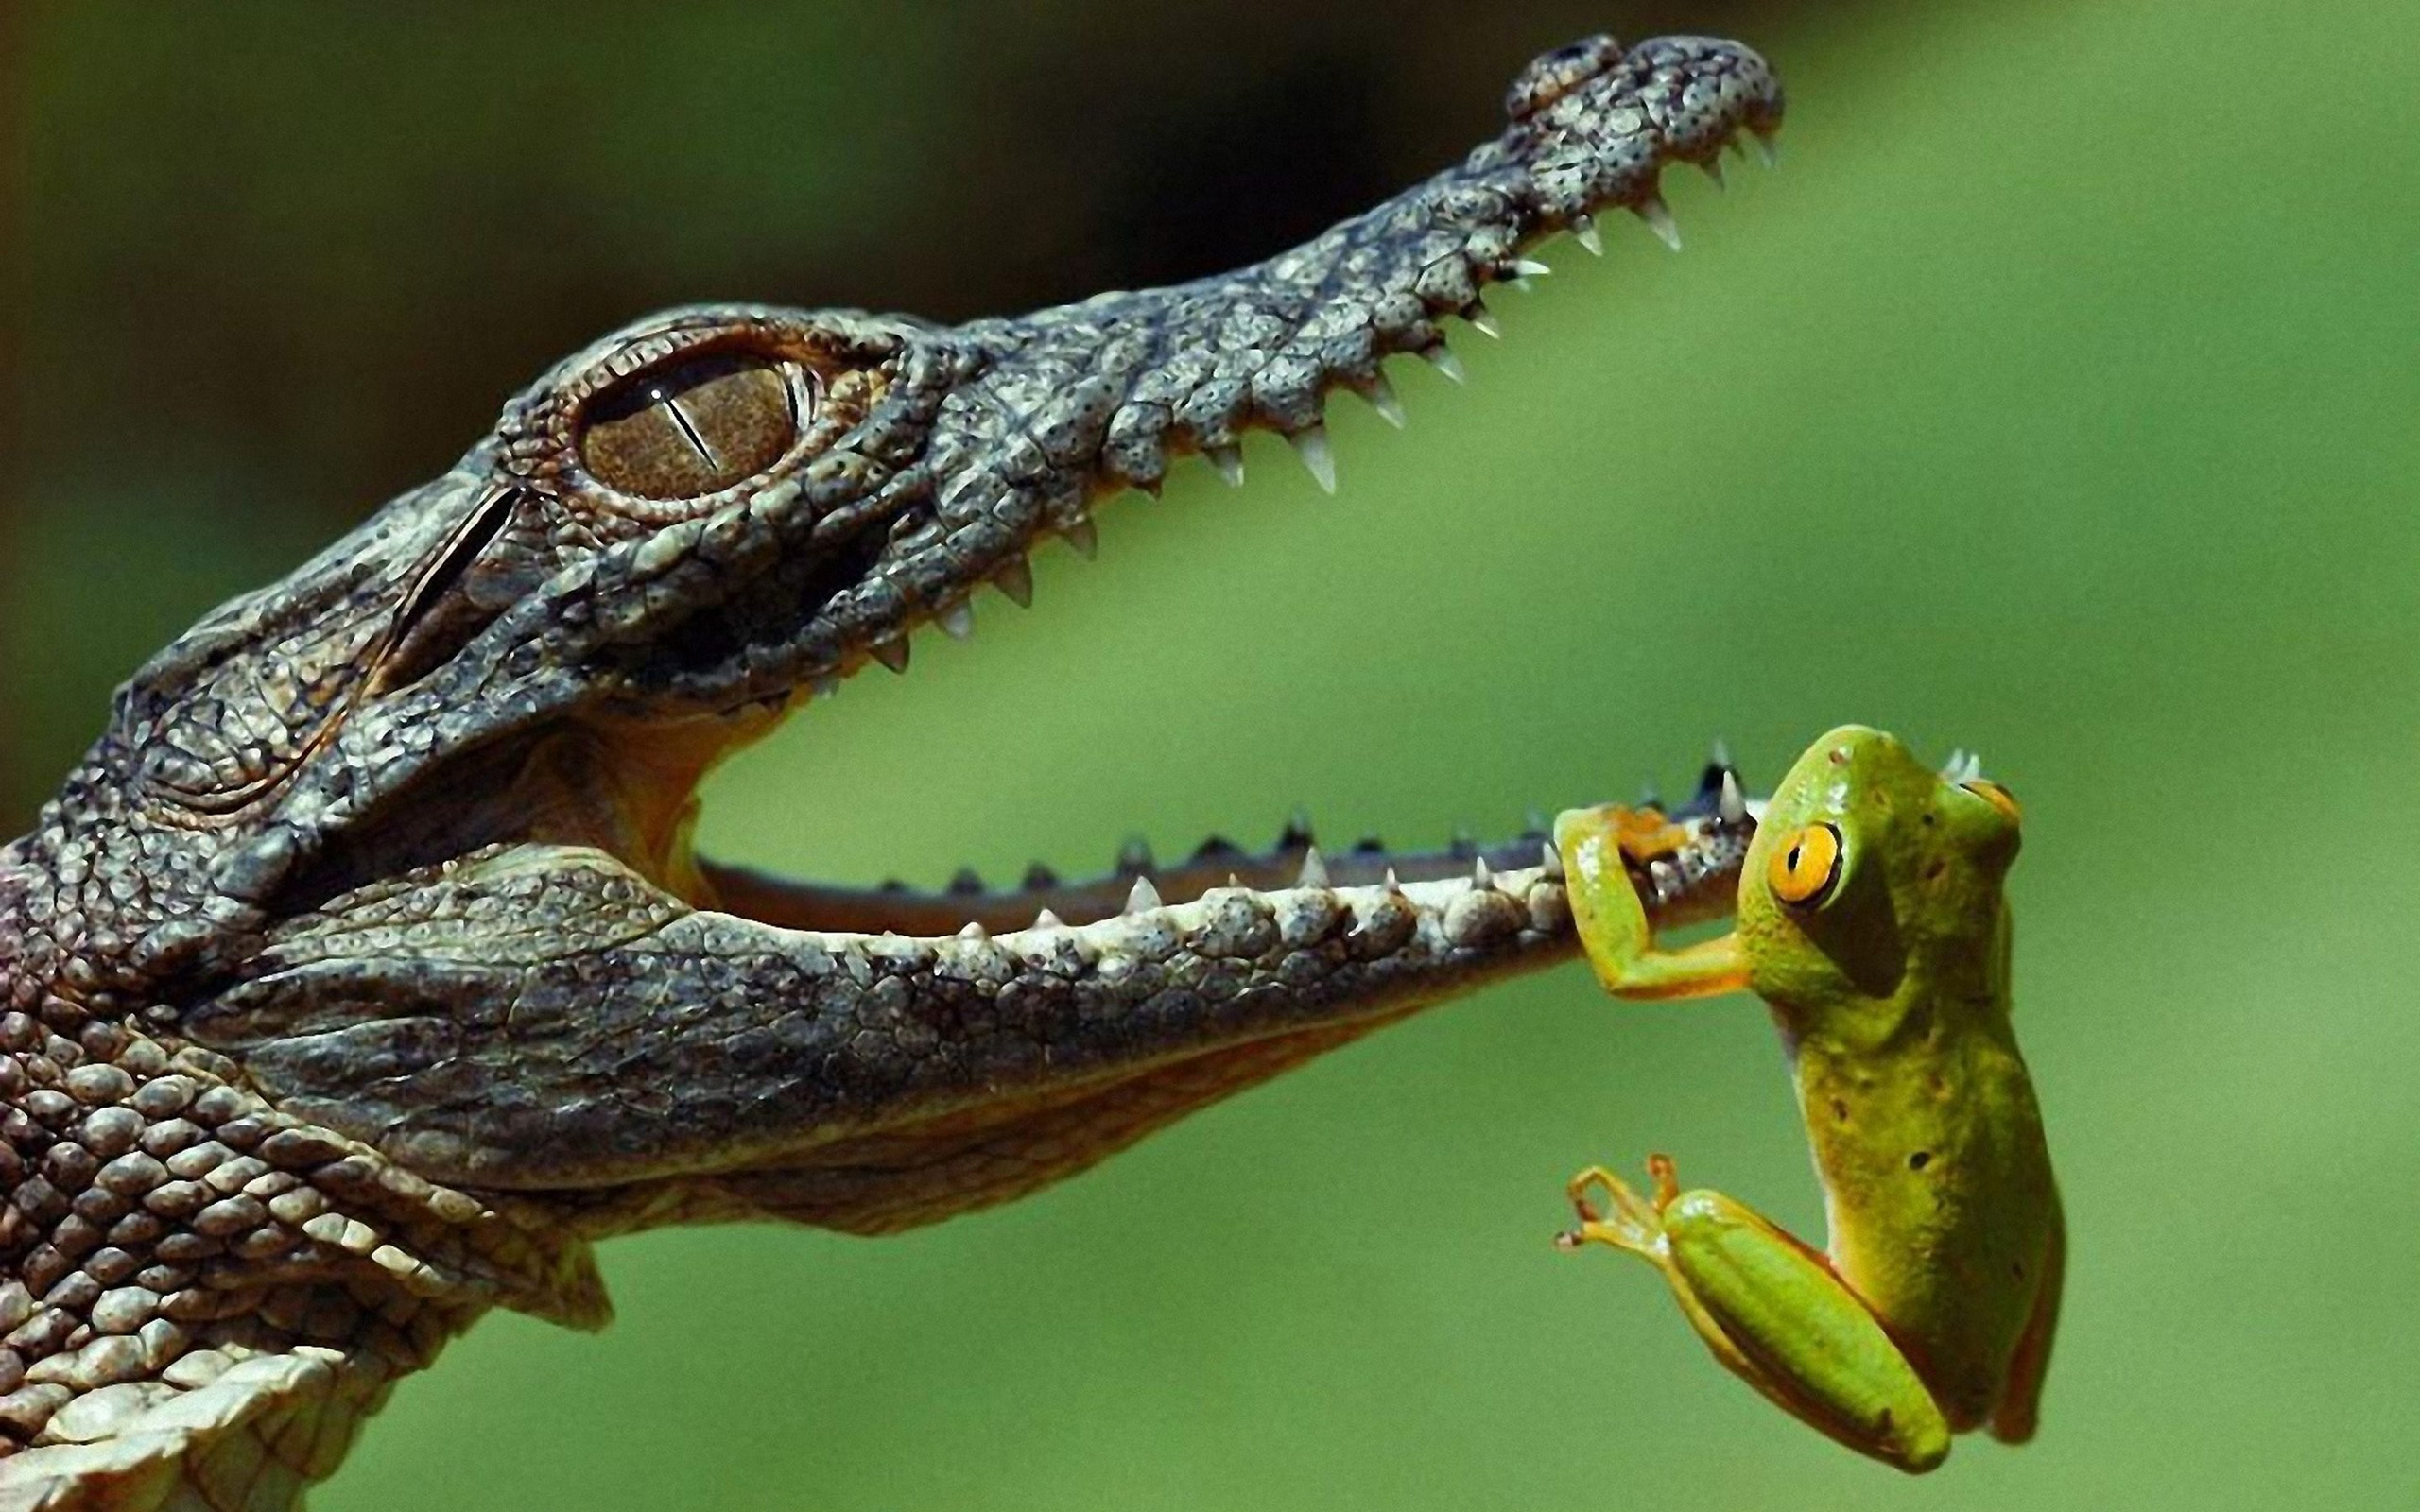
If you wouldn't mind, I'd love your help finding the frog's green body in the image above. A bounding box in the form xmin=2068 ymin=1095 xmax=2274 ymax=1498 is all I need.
xmin=1551 ymin=726 xmax=2063 ymax=1472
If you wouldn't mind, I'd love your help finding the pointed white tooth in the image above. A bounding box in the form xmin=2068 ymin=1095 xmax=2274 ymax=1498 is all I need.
xmin=1363 ymin=374 xmax=1407 ymax=428
xmin=1289 ymin=427 xmax=1337 ymax=494
xmin=1541 ymin=840 xmax=1565 ymax=880
xmin=1382 ymin=867 xmax=1402 ymax=892
xmin=1124 ymin=875 xmax=1163 ymax=914
xmin=957 ymin=920 xmax=989 ymax=940
xmin=1750 ymin=130 xmax=1779 ymax=168
xmin=1511 ymin=258 xmax=1552 ymax=279
xmin=1635 ymin=194 xmax=1683 ymax=252
xmin=1711 ymin=738 xmax=1734 ymax=770
xmin=1425 ymin=345 xmax=1467 ymax=385
xmin=1472 ymin=856 xmax=1495 ymax=890
xmin=1962 ymin=752 xmax=1985 ymax=782
xmin=1206 ymin=443 xmax=1245 ymax=488
xmin=1508 ymin=277 xmax=1535 ymax=294
xmin=1032 ymin=908 xmax=1064 ymax=931
xmin=1062 ymin=516 xmax=1098 ymax=558
xmin=1227 ymin=872 xmax=1242 ymax=888
xmin=810 ymin=673 xmax=842 ymax=699
xmin=1296 ymin=847 xmax=1330 ymax=890
xmin=992 ymin=556 xmax=1034 ymax=608
xmin=938 ymin=600 xmax=976 ymax=640
xmin=1943 ymin=748 xmax=1968 ymax=779
xmin=1719 ymin=770 xmax=1748 ymax=824
xmin=1699 ymin=156 xmax=1727 ymax=190
xmin=871 ymin=637 xmax=910 ymax=674
xmin=1572 ymin=214 xmax=1604 ymax=256
xmin=1468 ymin=305 xmax=1502 ymax=339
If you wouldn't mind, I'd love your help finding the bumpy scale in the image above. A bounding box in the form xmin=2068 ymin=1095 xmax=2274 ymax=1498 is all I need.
xmin=0 ymin=33 xmax=1783 ymax=1509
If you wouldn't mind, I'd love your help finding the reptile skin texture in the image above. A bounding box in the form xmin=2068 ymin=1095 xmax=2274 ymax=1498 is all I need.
xmin=0 ymin=33 xmax=1781 ymax=1509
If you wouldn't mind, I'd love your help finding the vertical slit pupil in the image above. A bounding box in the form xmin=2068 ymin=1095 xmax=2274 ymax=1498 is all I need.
xmin=579 ymin=353 xmax=802 ymax=500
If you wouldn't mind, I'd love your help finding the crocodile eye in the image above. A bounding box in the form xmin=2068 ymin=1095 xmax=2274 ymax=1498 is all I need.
xmin=579 ymin=353 xmax=802 ymax=500
xmin=1767 ymin=822 xmax=1842 ymax=907
xmin=1962 ymin=779 xmax=2023 ymax=823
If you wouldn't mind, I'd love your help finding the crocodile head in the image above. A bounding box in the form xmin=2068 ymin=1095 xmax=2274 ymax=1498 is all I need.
xmin=12 ymin=29 xmax=1778 ymax=1201
xmin=0 ymin=34 xmax=1775 ymax=1505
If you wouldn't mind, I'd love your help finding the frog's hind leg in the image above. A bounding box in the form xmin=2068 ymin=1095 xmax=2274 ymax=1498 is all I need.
xmin=1559 ymin=1156 xmax=1953 ymax=1474
xmin=1990 ymin=1203 xmax=2066 ymax=1444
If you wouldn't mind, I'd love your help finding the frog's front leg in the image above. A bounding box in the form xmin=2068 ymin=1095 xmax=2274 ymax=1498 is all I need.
xmin=1552 ymin=805 xmax=1749 ymax=999
xmin=1558 ymin=1157 xmax=1953 ymax=1474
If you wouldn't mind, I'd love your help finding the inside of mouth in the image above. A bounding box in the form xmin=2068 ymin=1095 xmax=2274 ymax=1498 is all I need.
xmin=696 ymin=821 xmax=1562 ymax=936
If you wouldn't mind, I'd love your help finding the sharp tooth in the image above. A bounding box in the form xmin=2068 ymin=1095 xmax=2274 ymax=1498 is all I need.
xmin=1124 ymin=875 xmax=1163 ymax=914
xmin=1572 ymin=214 xmax=1604 ymax=256
xmin=1062 ymin=516 xmax=1098 ymax=558
xmin=1472 ymin=856 xmax=1495 ymax=890
xmin=992 ymin=556 xmax=1034 ymax=608
xmin=872 ymin=637 xmax=910 ymax=674
xmin=1363 ymin=373 xmax=1407 ymax=428
xmin=1719 ymin=770 xmax=1748 ymax=824
xmin=957 ymin=920 xmax=989 ymax=941
xmin=1540 ymin=840 xmax=1565 ymax=880
xmin=1467 ymin=303 xmax=1502 ymax=339
xmin=1424 ymin=345 xmax=1467 ymax=385
xmin=1296 ymin=847 xmax=1330 ymax=890
xmin=1032 ymin=908 xmax=1064 ymax=930
xmin=810 ymin=673 xmax=842 ymax=699
xmin=1510 ymin=258 xmax=1552 ymax=279
xmin=1750 ymin=129 xmax=1780 ymax=168
xmin=1943 ymin=748 xmax=1968 ymax=780
xmin=1699 ymin=156 xmax=1727 ymax=190
xmin=1289 ymin=427 xmax=1338 ymax=494
xmin=938 ymin=600 xmax=976 ymax=640
xmin=1382 ymin=868 xmax=1402 ymax=892
xmin=1635 ymin=194 xmax=1683 ymax=252
xmin=1206 ymin=443 xmax=1246 ymax=488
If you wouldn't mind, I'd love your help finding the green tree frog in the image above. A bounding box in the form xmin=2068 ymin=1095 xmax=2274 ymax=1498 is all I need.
xmin=1549 ymin=726 xmax=2062 ymax=1473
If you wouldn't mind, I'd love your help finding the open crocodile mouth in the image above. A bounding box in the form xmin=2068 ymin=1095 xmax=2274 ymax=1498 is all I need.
xmin=539 ymin=33 xmax=1789 ymax=952
xmin=177 ymin=31 xmax=1782 ymax=1201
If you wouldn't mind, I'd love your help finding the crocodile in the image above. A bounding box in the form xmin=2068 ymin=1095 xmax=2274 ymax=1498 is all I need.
xmin=0 ymin=31 xmax=1783 ymax=1510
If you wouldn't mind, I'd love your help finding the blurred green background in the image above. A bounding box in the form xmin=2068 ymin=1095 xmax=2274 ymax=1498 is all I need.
xmin=7 ymin=0 xmax=2418 ymax=1507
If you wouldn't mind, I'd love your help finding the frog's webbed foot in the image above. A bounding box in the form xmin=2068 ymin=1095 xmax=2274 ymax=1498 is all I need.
xmin=1554 ymin=1155 xmax=1682 ymax=1258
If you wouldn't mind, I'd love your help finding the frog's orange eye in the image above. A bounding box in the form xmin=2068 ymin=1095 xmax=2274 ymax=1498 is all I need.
xmin=1767 ymin=823 xmax=1843 ymax=907
xmin=1962 ymin=779 xmax=2023 ymax=823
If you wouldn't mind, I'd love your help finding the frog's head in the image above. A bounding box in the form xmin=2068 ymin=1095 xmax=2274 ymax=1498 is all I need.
xmin=1738 ymin=725 xmax=2022 ymax=1020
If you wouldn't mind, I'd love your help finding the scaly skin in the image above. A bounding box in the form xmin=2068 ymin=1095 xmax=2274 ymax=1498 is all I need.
xmin=0 ymin=33 xmax=1781 ymax=1509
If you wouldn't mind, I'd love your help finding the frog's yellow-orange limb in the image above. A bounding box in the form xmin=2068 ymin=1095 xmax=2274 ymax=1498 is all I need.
xmin=1560 ymin=1157 xmax=1952 ymax=1475
xmin=1551 ymin=806 xmax=1750 ymax=1001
